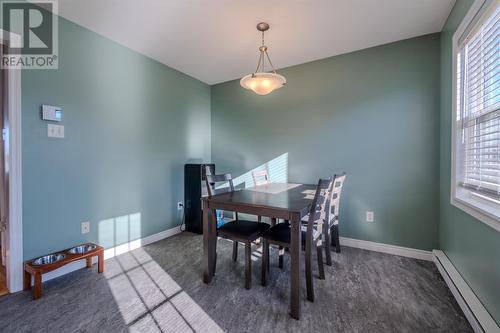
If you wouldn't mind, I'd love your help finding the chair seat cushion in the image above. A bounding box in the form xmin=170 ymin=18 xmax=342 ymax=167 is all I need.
xmin=263 ymin=223 xmax=320 ymax=245
xmin=263 ymin=223 xmax=291 ymax=244
xmin=218 ymin=220 xmax=270 ymax=241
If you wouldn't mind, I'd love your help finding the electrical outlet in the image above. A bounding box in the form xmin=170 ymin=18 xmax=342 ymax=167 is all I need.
xmin=177 ymin=202 xmax=184 ymax=210
xmin=81 ymin=221 xmax=90 ymax=234
xmin=366 ymin=211 xmax=374 ymax=223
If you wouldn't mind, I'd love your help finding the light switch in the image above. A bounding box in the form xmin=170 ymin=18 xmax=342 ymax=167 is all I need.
xmin=48 ymin=124 xmax=64 ymax=138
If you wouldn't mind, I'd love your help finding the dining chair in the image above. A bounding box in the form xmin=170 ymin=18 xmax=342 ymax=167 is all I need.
xmin=205 ymin=172 xmax=270 ymax=289
xmin=324 ymin=173 xmax=346 ymax=265
xmin=261 ymin=178 xmax=333 ymax=302
xmin=299 ymin=173 xmax=346 ymax=266
xmin=252 ymin=169 xmax=270 ymax=186
xmin=252 ymin=169 xmax=270 ymax=223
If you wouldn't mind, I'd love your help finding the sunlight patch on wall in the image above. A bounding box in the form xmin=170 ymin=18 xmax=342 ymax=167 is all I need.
xmin=230 ymin=152 xmax=288 ymax=188
xmin=98 ymin=213 xmax=142 ymax=258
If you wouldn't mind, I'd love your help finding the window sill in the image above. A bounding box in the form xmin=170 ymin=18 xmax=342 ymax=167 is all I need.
xmin=451 ymin=195 xmax=500 ymax=232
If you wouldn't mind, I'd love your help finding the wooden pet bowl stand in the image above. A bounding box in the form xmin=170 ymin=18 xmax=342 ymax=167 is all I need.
xmin=24 ymin=243 xmax=104 ymax=299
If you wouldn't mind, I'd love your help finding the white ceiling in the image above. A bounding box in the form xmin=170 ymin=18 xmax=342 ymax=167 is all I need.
xmin=58 ymin=0 xmax=455 ymax=85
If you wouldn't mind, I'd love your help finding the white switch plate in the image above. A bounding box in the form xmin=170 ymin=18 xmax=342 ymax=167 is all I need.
xmin=366 ymin=211 xmax=374 ymax=222
xmin=48 ymin=124 xmax=64 ymax=138
xmin=177 ymin=202 xmax=184 ymax=210
xmin=81 ymin=221 xmax=90 ymax=234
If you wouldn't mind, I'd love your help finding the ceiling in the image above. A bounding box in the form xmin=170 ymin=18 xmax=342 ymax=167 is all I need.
xmin=58 ymin=0 xmax=455 ymax=85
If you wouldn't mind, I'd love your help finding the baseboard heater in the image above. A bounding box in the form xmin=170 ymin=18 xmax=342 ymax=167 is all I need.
xmin=433 ymin=250 xmax=499 ymax=333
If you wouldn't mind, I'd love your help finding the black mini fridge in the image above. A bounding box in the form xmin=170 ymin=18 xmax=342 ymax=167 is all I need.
xmin=184 ymin=164 xmax=215 ymax=234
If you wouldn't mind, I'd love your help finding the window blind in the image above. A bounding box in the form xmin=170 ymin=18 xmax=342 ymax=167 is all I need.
xmin=457 ymin=2 xmax=500 ymax=200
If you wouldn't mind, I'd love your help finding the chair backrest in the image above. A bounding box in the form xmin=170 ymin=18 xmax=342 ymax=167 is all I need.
xmin=205 ymin=173 xmax=235 ymax=196
xmin=328 ymin=173 xmax=346 ymax=226
xmin=252 ymin=169 xmax=270 ymax=186
xmin=204 ymin=164 xmax=214 ymax=177
xmin=205 ymin=172 xmax=238 ymax=221
xmin=305 ymin=177 xmax=334 ymax=247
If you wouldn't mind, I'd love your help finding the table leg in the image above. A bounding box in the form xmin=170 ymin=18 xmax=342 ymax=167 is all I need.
xmin=289 ymin=213 xmax=301 ymax=319
xmin=24 ymin=270 xmax=31 ymax=290
xmin=33 ymin=272 xmax=42 ymax=300
xmin=203 ymin=200 xmax=216 ymax=283
xmin=261 ymin=238 xmax=269 ymax=286
xmin=98 ymin=252 xmax=104 ymax=273
xmin=86 ymin=257 xmax=93 ymax=268
xmin=210 ymin=210 xmax=218 ymax=276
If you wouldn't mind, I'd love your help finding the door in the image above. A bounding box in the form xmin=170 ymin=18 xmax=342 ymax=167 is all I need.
xmin=0 ymin=42 xmax=9 ymax=294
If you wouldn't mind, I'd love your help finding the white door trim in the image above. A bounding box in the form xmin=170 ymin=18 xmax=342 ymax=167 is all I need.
xmin=6 ymin=63 xmax=22 ymax=293
xmin=0 ymin=31 xmax=23 ymax=293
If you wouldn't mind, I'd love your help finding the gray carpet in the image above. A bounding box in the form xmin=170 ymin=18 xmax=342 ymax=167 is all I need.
xmin=0 ymin=232 xmax=471 ymax=332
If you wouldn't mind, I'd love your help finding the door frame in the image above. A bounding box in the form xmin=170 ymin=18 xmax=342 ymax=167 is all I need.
xmin=0 ymin=31 xmax=22 ymax=293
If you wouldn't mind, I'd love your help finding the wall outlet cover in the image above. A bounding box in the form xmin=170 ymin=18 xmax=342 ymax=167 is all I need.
xmin=366 ymin=211 xmax=374 ymax=222
xmin=81 ymin=221 xmax=90 ymax=234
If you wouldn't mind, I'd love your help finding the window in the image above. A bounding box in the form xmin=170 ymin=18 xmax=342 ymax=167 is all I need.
xmin=452 ymin=0 xmax=500 ymax=231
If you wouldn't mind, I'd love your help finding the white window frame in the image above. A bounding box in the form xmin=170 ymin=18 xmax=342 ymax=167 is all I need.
xmin=451 ymin=0 xmax=500 ymax=233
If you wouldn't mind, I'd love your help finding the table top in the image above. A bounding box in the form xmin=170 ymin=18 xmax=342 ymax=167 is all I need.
xmin=203 ymin=183 xmax=316 ymax=215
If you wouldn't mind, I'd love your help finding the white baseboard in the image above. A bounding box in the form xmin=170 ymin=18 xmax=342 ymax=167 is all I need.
xmin=339 ymin=237 xmax=433 ymax=261
xmin=433 ymin=250 xmax=499 ymax=333
xmin=39 ymin=226 xmax=182 ymax=283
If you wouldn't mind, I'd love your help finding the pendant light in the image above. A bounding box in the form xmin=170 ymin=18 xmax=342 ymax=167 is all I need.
xmin=240 ymin=22 xmax=286 ymax=95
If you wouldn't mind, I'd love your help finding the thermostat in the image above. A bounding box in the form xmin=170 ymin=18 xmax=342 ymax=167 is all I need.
xmin=41 ymin=105 xmax=62 ymax=122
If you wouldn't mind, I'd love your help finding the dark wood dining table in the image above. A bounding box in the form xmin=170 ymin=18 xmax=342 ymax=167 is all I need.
xmin=202 ymin=182 xmax=316 ymax=319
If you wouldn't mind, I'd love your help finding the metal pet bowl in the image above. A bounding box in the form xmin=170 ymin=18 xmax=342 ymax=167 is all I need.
xmin=68 ymin=244 xmax=97 ymax=254
xmin=32 ymin=253 xmax=65 ymax=266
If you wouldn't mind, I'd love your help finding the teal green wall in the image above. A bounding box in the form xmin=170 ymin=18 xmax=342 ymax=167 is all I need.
xmin=439 ymin=0 xmax=500 ymax=324
xmin=22 ymin=18 xmax=211 ymax=260
xmin=211 ymin=34 xmax=441 ymax=251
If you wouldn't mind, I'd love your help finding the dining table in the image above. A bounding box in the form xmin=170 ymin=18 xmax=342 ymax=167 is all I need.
xmin=202 ymin=182 xmax=316 ymax=320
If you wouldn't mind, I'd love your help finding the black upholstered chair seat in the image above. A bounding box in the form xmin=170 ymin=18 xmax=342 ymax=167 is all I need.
xmin=218 ymin=220 xmax=270 ymax=241
xmin=263 ymin=223 xmax=320 ymax=245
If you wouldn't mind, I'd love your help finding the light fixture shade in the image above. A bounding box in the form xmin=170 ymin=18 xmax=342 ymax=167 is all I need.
xmin=240 ymin=72 xmax=286 ymax=95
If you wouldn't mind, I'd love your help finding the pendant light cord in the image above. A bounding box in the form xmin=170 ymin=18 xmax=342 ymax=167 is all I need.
xmin=261 ymin=31 xmax=265 ymax=72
